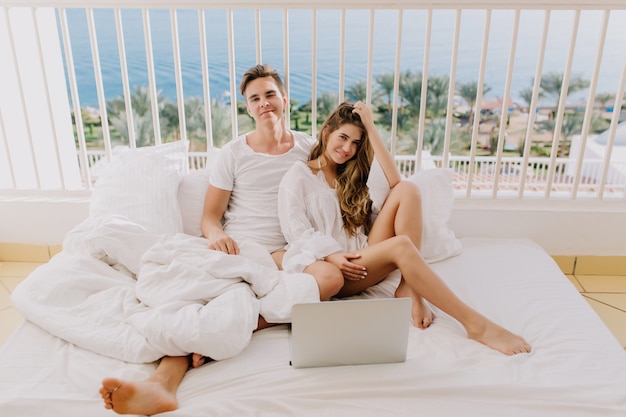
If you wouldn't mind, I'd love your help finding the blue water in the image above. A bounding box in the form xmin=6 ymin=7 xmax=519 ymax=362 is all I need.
xmin=61 ymin=8 xmax=626 ymax=108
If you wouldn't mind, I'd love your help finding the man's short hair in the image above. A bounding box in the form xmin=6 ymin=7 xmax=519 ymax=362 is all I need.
xmin=239 ymin=64 xmax=285 ymax=98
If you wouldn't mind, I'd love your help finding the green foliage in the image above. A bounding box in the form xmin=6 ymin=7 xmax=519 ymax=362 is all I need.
xmin=456 ymin=80 xmax=492 ymax=127
xmin=344 ymin=80 xmax=368 ymax=103
xmin=77 ymin=69 xmax=597 ymax=159
xmin=537 ymin=72 xmax=590 ymax=109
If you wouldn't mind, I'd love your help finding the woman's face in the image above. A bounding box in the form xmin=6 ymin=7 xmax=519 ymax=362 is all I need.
xmin=323 ymin=123 xmax=363 ymax=166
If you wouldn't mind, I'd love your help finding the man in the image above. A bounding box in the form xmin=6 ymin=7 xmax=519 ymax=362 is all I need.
xmin=99 ymin=64 xmax=345 ymax=415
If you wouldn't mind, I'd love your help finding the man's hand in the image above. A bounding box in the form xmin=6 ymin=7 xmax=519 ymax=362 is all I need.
xmin=207 ymin=231 xmax=240 ymax=255
xmin=325 ymin=252 xmax=367 ymax=281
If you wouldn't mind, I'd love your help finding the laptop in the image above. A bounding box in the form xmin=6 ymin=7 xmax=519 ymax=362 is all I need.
xmin=290 ymin=297 xmax=411 ymax=368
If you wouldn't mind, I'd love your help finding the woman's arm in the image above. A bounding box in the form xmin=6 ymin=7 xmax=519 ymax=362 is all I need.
xmin=353 ymin=101 xmax=401 ymax=188
xmin=277 ymin=164 xmax=345 ymax=273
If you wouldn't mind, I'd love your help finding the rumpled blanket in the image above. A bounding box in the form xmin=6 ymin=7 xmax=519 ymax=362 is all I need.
xmin=11 ymin=216 xmax=320 ymax=363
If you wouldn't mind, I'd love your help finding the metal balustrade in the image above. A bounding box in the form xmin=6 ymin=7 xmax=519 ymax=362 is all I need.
xmin=1 ymin=0 xmax=625 ymax=201
xmin=81 ymin=149 xmax=625 ymax=198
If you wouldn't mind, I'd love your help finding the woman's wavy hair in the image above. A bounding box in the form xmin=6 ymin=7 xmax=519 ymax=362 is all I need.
xmin=309 ymin=102 xmax=374 ymax=236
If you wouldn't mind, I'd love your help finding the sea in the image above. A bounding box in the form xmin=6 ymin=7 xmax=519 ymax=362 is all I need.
xmin=62 ymin=8 xmax=626 ymax=108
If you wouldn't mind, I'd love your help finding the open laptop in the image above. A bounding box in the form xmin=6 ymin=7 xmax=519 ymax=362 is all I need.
xmin=290 ymin=297 xmax=411 ymax=368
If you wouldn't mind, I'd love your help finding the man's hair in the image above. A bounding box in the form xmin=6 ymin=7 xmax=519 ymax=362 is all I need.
xmin=239 ymin=64 xmax=285 ymax=98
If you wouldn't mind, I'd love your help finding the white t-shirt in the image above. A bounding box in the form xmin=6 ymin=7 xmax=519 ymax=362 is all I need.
xmin=210 ymin=131 xmax=315 ymax=253
xmin=278 ymin=159 xmax=389 ymax=273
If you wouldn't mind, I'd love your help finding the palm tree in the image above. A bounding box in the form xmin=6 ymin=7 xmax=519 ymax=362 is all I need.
xmin=375 ymin=72 xmax=396 ymax=111
xmin=344 ymin=80 xmax=368 ymax=103
xmin=107 ymin=108 xmax=152 ymax=147
xmin=425 ymin=75 xmax=449 ymax=119
xmin=518 ymin=86 xmax=545 ymax=112
xmin=316 ymin=92 xmax=339 ymax=123
xmin=418 ymin=117 xmax=471 ymax=156
xmin=182 ymin=97 xmax=212 ymax=150
xmin=106 ymin=85 xmax=167 ymax=147
xmin=539 ymin=72 xmax=589 ymax=115
xmin=421 ymin=118 xmax=447 ymax=155
xmin=210 ymin=98 xmax=235 ymax=147
xmin=399 ymin=70 xmax=423 ymax=118
xmin=456 ymin=80 xmax=492 ymax=128
xmin=537 ymin=112 xmax=583 ymax=156
xmin=160 ymin=101 xmax=181 ymax=141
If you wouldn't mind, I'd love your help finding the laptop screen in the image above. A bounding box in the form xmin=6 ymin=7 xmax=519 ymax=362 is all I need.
xmin=290 ymin=298 xmax=411 ymax=368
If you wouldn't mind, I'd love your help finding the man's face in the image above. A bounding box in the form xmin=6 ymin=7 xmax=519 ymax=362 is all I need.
xmin=244 ymin=77 xmax=287 ymax=124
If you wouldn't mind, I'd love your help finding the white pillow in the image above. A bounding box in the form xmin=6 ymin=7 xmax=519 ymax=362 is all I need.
xmin=366 ymin=157 xmax=390 ymax=213
xmin=406 ymin=168 xmax=462 ymax=263
xmin=177 ymin=147 xmax=220 ymax=236
xmin=90 ymin=141 xmax=188 ymax=235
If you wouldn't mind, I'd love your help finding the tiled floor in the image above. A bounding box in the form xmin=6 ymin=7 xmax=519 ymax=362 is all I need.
xmin=0 ymin=261 xmax=45 ymax=347
xmin=568 ymin=275 xmax=626 ymax=348
xmin=1 ymin=257 xmax=626 ymax=350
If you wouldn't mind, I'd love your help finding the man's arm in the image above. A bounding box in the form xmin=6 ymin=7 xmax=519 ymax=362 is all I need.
xmin=201 ymin=184 xmax=239 ymax=254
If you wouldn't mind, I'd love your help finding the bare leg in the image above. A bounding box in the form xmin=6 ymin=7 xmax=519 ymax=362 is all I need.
xmin=99 ymin=356 xmax=186 ymax=415
xmin=395 ymin=277 xmax=434 ymax=329
xmin=273 ymin=249 xmax=343 ymax=301
xmin=338 ymin=236 xmax=531 ymax=355
xmin=304 ymin=260 xmax=344 ymax=300
xmin=368 ymin=181 xmax=434 ymax=327
xmin=368 ymin=181 xmax=424 ymax=249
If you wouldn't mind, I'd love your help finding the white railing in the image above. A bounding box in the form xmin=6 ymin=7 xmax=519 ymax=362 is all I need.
xmin=83 ymin=149 xmax=626 ymax=198
xmin=1 ymin=0 xmax=626 ymax=201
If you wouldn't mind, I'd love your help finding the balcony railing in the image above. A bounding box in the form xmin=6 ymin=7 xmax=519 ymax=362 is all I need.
xmin=83 ymin=149 xmax=625 ymax=199
xmin=1 ymin=0 xmax=625 ymax=201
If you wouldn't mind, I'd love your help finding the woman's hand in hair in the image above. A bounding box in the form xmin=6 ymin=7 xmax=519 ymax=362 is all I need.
xmin=352 ymin=101 xmax=374 ymax=130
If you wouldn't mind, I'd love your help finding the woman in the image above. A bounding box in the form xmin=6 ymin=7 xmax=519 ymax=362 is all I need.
xmin=278 ymin=101 xmax=531 ymax=355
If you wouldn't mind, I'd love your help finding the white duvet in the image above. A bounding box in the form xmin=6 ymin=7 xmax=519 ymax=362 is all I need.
xmin=10 ymin=216 xmax=320 ymax=363
xmin=3 ymin=237 xmax=626 ymax=417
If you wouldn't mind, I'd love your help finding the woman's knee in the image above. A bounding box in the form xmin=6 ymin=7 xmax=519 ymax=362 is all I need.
xmin=322 ymin=266 xmax=344 ymax=300
xmin=306 ymin=262 xmax=344 ymax=300
xmin=390 ymin=235 xmax=416 ymax=256
xmin=391 ymin=180 xmax=422 ymax=205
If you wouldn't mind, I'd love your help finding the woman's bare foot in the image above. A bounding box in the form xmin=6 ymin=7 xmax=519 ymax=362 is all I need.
xmin=395 ymin=278 xmax=434 ymax=329
xmin=99 ymin=377 xmax=178 ymax=415
xmin=466 ymin=320 xmax=532 ymax=355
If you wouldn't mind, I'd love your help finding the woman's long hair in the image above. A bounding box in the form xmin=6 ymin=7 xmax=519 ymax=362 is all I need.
xmin=308 ymin=102 xmax=374 ymax=236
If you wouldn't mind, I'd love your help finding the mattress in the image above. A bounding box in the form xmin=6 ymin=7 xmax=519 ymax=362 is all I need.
xmin=1 ymin=237 xmax=626 ymax=417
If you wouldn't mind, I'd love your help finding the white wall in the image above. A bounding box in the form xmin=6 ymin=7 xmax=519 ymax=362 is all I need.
xmin=0 ymin=7 xmax=81 ymax=190
xmin=0 ymin=194 xmax=89 ymax=245
xmin=449 ymin=199 xmax=626 ymax=256
xmin=2 ymin=196 xmax=625 ymax=255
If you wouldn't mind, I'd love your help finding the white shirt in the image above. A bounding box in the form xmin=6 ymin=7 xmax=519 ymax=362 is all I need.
xmin=210 ymin=131 xmax=314 ymax=252
xmin=278 ymin=159 xmax=389 ymax=273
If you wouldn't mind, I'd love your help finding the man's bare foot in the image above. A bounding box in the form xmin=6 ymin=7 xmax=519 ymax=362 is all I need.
xmin=467 ymin=320 xmax=532 ymax=355
xmin=99 ymin=377 xmax=178 ymax=415
xmin=191 ymin=353 xmax=206 ymax=368
xmin=395 ymin=278 xmax=434 ymax=329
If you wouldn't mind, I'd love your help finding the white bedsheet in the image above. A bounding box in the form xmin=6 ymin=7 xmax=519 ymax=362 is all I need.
xmin=2 ymin=238 xmax=626 ymax=417
xmin=9 ymin=216 xmax=320 ymax=362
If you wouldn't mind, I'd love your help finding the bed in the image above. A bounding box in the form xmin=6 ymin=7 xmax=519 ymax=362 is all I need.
xmin=1 ymin=141 xmax=626 ymax=417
